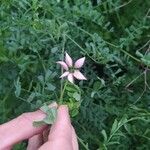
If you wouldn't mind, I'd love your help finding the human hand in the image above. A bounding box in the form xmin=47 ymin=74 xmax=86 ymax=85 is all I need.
xmin=0 ymin=104 xmax=78 ymax=150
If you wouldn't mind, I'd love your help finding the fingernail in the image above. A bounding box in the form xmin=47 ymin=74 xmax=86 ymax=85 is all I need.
xmin=57 ymin=105 xmax=70 ymax=124
xmin=59 ymin=105 xmax=69 ymax=113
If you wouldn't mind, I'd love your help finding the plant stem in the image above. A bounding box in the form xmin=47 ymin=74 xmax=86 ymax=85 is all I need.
xmin=65 ymin=34 xmax=100 ymax=64
xmin=77 ymin=137 xmax=89 ymax=150
xmin=59 ymin=81 xmax=68 ymax=104
xmin=60 ymin=34 xmax=66 ymax=98
xmin=37 ymin=51 xmax=47 ymax=73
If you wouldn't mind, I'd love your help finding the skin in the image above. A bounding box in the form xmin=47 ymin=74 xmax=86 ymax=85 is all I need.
xmin=0 ymin=104 xmax=79 ymax=150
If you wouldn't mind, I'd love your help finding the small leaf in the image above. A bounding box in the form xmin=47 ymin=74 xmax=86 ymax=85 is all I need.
xmin=73 ymin=92 xmax=81 ymax=101
xmin=101 ymin=130 xmax=108 ymax=142
xmin=51 ymin=47 xmax=58 ymax=53
xmin=45 ymin=70 xmax=52 ymax=81
xmin=38 ymin=75 xmax=44 ymax=84
xmin=93 ymin=81 xmax=101 ymax=90
xmin=67 ymin=92 xmax=73 ymax=97
xmin=46 ymin=107 xmax=57 ymax=124
xmin=27 ymin=92 xmax=35 ymax=102
xmin=71 ymin=109 xmax=79 ymax=117
xmin=114 ymin=132 xmax=126 ymax=138
xmin=46 ymin=83 xmax=56 ymax=91
xmin=124 ymin=123 xmax=131 ymax=134
xmin=14 ymin=77 xmax=21 ymax=97
xmin=107 ymin=141 xmax=120 ymax=145
xmin=66 ymin=86 xmax=77 ymax=92
xmin=40 ymin=104 xmax=50 ymax=113
xmin=111 ymin=119 xmax=118 ymax=134
xmin=118 ymin=115 xmax=128 ymax=127
xmin=33 ymin=106 xmax=57 ymax=127
xmin=144 ymin=53 xmax=150 ymax=60
xmin=91 ymin=91 xmax=96 ymax=98
xmin=141 ymin=58 xmax=150 ymax=66
xmin=136 ymin=51 xmax=144 ymax=58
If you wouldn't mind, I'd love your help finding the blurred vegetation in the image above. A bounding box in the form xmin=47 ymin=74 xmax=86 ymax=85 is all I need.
xmin=0 ymin=0 xmax=150 ymax=149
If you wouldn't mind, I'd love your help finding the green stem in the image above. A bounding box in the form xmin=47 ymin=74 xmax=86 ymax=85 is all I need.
xmin=60 ymin=35 xmax=66 ymax=98
xmin=59 ymin=81 xmax=68 ymax=104
xmin=65 ymin=34 xmax=100 ymax=64
xmin=37 ymin=52 xmax=47 ymax=73
xmin=119 ymin=48 xmax=141 ymax=62
xmin=77 ymin=137 xmax=89 ymax=150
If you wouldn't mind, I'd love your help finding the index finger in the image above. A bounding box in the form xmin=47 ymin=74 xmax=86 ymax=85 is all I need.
xmin=0 ymin=103 xmax=57 ymax=150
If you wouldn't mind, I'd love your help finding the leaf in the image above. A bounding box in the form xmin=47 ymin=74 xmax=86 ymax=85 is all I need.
xmin=71 ymin=109 xmax=79 ymax=117
xmin=66 ymin=83 xmax=81 ymax=94
xmin=46 ymin=83 xmax=56 ymax=91
xmin=27 ymin=92 xmax=35 ymax=102
xmin=73 ymin=92 xmax=81 ymax=101
xmin=45 ymin=70 xmax=52 ymax=81
xmin=101 ymin=130 xmax=108 ymax=142
xmin=14 ymin=77 xmax=21 ymax=97
xmin=107 ymin=141 xmax=120 ymax=145
xmin=33 ymin=106 xmax=57 ymax=127
xmin=114 ymin=132 xmax=126 ymax=138
xmin=51 ymin=47 xmax=58 ymax=53
xmin=118 ymin=115 xmax=128 ymax=127
xmin=143 ymin=53 xmax=150 ymax=60
xmin=136 ymin=51 xmax=144 ymax=58
xmin=93 ymin=81 xmax=102 ymax=90
xmin=56 ymin=0 xmax=60 ymax=3
xmin=38 ymin=75 xmax=44 ymax=84
xmin=40 ymin=104 xmax=50 ymax=113
xmin=93 ymin=79 xmax=105 ymax=90
xmin=110 ymin=119 xmax=118 ymax=134
xmin=45 ymin=107 xmax=57 ymax=124
xmin=91 ymin=91 xmax=96 ymax=98
xmin=66 ymin=85 xmax=77 ymax=92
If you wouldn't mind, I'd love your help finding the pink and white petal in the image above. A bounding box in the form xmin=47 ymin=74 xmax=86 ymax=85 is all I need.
xmin=73 ymin=70 xmax=87 ymax=80
xmin=67 ymin=73 xmax=74 ymax=83
xmin=56 ymin=61 xmax=68 ymax=70
xmin=65 ymin=52 xmax=73 ymax=67
xmin=74 ymin=57 xmax=85 ymax=68
xmin=60 ymin=71 xmax=69 ymax=78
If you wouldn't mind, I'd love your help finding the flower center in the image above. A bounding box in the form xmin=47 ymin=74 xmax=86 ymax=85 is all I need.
xmin=69 ymin=67 xmax=75 ymax=73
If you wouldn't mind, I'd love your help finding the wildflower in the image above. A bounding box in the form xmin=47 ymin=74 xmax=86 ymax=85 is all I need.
xmin=57 ymin=52 xmax=87 ymax=83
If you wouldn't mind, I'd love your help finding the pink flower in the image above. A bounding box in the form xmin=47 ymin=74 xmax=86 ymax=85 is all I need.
xmin=57 ymin=52 xmax=87 ymax=83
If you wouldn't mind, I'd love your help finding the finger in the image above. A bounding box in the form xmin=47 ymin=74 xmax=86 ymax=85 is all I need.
xmin=39 ymin=105 xmax=73 ymax=150
xmin=49 ymin=105 xmax=72 ymax=140
xmin=72 ymin=127 xmax=79 ymax=150
xmin=27 ymin=134 xmax=43 ymax=150
xmin=0 ymin=102 xmax=57 ymax=150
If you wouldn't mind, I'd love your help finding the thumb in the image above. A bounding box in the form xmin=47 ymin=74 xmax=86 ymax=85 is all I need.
xmin=49 ymin=105 xmax=72 ymax=141
xmin=39 ymin=105 xmax=73 ymax=150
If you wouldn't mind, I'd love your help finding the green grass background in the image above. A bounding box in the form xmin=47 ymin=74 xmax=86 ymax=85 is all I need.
xmin=0 ymin=0 xmax=150 ymax=149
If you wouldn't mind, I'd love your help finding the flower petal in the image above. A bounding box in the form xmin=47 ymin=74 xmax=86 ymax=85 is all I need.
xmin=65 ymin=52 xmax=73 ymax=67
xmin=74 ymin=57 xmax=85 ymax=68
xmin=57 ymin=61 xmax=68 ymax=70
xmin=60 ymin=71 xmax=69 ymax=78
xmin=73 ymin=70 xmax=87 ymax=80
xmin=67 ymin=73 xmax=74 ymax=83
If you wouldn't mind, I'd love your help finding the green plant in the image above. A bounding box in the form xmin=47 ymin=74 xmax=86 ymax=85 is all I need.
xmin=0 ymin=0 xmax=150 ymax=149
